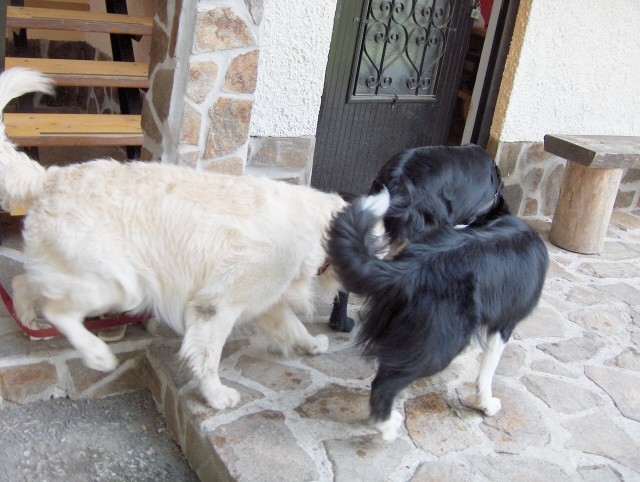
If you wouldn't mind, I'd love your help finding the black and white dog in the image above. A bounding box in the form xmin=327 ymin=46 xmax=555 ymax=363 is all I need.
xmin=328 ymin=145 xmax=503 ymax=332
xmin=327 ymin=148 xmax=549 ymax=440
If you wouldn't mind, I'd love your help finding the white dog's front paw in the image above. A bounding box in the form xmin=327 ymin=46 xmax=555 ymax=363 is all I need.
xmin=202 ymin=384 xmax=241 ymax=410
xmin=12 ymin=275 xmax=38 ymax=324
xmin=308 ymin=334 xmax=329 ymax=355
xmin=83 ymin=343 xmax=118 ymax=372
xmin=14 ymin=299 xmax=37 ymax=325
xmin=267 ymin=341 xmax=287 ymax=356
xmin=375 ymin=410 xmax=403 ymax=441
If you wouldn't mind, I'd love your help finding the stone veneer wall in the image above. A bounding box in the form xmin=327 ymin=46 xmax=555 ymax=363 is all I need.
xmin=245 ymin=136 xmax=316 ymax=184
xmin=140 ymin=0 xmax=315 ymax=183
xmin=489 ymin=140 xmax=640 ymax=217
xmin=139 ymin=0 xmax=191 ymax=163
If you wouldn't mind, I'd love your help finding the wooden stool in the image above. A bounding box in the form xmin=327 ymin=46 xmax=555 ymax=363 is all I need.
xmin=544 ymin=134 xmax=640 ymax=254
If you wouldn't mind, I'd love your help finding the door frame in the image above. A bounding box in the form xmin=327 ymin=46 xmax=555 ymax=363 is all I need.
xmin=461 ymin=0 xmax=520 ymax=147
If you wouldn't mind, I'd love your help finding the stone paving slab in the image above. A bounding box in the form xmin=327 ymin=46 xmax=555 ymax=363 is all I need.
xmin=1 ymin=212 xmax=640 ymax=481
xmin=145 ymin=214 xmax=640 ymax=482
xmin=0 ymin=323 xmax=153 ymax=403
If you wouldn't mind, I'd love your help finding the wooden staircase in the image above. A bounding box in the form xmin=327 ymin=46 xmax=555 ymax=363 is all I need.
xmin=1 ymin=3 xmax=152 ymax=150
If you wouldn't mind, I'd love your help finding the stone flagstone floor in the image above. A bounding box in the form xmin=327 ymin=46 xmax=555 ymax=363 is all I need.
xmin=1 ymin=210 xmax=639 ymax=481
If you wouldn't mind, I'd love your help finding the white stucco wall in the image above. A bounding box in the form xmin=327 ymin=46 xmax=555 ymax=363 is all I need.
xmin=249 ymin=0 xmax=338 ymax=137
xmin=494 ymin=0 xmax=640 ymax=143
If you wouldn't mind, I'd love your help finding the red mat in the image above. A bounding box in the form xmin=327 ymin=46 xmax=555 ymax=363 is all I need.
xmin=0 ymin=281 xmax=147 ymax=338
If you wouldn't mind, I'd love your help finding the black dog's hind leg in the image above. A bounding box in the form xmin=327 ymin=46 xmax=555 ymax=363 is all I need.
xmin=370 ymin=344 xmax=464 ymax=441
xmin=369 ymin=364 xmax=419 ymax=441
xmin=328 ymin=290 xmax=355 ymax=333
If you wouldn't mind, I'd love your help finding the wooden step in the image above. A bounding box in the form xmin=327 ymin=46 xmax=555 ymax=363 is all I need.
xmin=4 ymin=58 xmax=149 ymax=88
xmin=6 ymin=6 xmax=153 ymax=36
xmin=9 ymin=205 xmax=27 ymax=216
xmin=4 ymin=113 xmax=143 ymax=147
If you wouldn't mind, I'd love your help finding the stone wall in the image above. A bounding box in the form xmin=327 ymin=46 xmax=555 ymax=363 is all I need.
xmin=142 ymin=0 xmax=256 ymax=175
xmin=246 ymin=136 xmax=315 ymax=184
xmin=139 ymin=0 xmax=188 ymax=162
xmin=141 ymin=1 xmax=640 ymax=200
xmin=141 ymin=0 xmax=316 ymax=183
xmin=489 ymin=140 xmax=640 ymax=217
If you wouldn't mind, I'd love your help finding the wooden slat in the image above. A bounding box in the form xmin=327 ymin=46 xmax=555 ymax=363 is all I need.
xmin=9 ymin=205 xmax=27 ymax=216
xmin=4 ymin=58 xmax=149 ymax=88
xmin=544 ymin=134 xmax=640 ymax=169
xmin=6 ymin=6 xmax=153 ymax=36
xmin=27 ymin=1 xmax=90 ymax=12
xmin=4 ymin=113 xmax=143 ymax=147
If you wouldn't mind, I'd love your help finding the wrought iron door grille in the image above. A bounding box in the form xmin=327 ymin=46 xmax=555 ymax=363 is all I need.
xmin=348 ymin=0 xmax=454 ymax=103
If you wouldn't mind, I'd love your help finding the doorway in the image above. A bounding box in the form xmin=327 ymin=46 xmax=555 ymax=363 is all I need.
xmin=311 ymin=0 xmax=475 ymax=194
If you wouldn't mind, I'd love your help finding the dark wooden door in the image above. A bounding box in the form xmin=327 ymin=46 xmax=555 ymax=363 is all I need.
xmin=312 ymin=0 xmax=474 ymax=194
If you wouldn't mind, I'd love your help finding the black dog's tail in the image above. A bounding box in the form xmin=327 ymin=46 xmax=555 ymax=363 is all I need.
xmin=327 ymin=188 xmax=399 ymax=298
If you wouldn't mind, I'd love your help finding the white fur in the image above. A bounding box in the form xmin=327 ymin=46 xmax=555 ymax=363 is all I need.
xmin=0 ymin=68 xmax=346 ymax=410
xmin=471 ymin=331 xmax=505 ymax=416
xmin=0 ymin=68 xmax=54 ymax=129
xmin=376 ymin=331 xmax=506 ymax=441
xmin=0 ymin=68 xmax=54 ymax=212
xmin=360 ymin=187 xmax=390 ymax=218
xmin=374 ymin=409 xmax=404 ymax=441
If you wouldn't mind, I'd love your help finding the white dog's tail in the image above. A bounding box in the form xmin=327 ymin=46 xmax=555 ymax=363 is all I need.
xmin=0 ymin=68 xmax=54 ymax=212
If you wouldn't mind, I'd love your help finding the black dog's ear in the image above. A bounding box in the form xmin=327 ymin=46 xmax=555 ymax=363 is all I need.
xmin=337 ymin=191 xmax=358 ymax=203
xmin=492 ymin=162 xmax=504 ymax=188
xmin=368 ymin=180 xmax=386 ymax=195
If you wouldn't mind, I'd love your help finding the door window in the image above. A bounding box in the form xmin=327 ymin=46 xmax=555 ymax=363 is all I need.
xmin=349 ymin=0 xmax=454 ymax=102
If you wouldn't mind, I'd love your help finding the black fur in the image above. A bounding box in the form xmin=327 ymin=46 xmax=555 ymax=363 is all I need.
xmin=328 ymin=144 xmax=501 ymax=333
xmin=328 ymin=191 xmax=359 ymax=332
xmin=328 ymin=290 xmax=354 ymax=332
xmin=372 ymin=144 xmax=501 ymax=242
xmin=327 ymin=152 xmax=549 ymax=426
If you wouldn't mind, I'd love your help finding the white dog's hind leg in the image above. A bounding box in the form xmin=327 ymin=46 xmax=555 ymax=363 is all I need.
xmin=471 ymin=330 xmax=505 ymax=416
xmin=42 ymin=298 xmax=117 ymax=372
xmin=255 ymin=301 xmax=329 ymax=356
xmin=181 ymin=304 xmax=242 ymax=410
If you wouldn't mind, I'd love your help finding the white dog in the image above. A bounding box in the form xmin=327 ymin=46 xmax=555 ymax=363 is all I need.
xmin=0 ymin=68 xmax=346 ymax=410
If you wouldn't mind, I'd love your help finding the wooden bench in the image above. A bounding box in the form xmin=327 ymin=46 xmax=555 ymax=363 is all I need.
xmin=544 ymin=134 xmax=640 ymax=254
